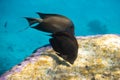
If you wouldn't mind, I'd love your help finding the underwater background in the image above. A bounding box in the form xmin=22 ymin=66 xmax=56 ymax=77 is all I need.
xmin=0 ymin=0 xmax=120 ymax=75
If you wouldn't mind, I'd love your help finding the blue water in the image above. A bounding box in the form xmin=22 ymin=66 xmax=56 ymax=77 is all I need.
xmin=0 ymin=0 xmax=120 ymax=75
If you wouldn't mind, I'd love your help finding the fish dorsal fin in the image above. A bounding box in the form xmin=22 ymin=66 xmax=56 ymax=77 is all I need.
xmin=36 ymin=12 xmax=65 ymax=19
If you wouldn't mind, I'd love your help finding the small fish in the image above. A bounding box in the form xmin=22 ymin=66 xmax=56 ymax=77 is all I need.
xmin=25 ymin=12 xmax=74 ymax=35
xmin=49 ymin=32 xmax=78 ymax=64
xmin=3 ymin=21 xmax=8 ymax=32
xmin=4 ymin=21 xmax=7 ymax=28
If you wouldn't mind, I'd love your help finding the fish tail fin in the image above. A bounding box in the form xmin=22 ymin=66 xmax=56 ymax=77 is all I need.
xmin=24 ymin=17 xmax=39 ymax=26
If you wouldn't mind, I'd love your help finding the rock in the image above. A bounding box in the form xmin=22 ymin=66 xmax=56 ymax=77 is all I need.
xmin=0 ymin=34 xmax=120 ymax=80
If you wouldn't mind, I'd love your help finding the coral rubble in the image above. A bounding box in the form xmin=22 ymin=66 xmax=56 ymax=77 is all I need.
xmin=0 ymin=34 xmax=120 ymax=80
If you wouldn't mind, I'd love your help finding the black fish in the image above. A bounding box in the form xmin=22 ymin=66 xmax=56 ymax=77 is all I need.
xmin=49 ymin=32 xmax=78 ymax=64
xmin=25 ymin=12 xmax=74 ymax=35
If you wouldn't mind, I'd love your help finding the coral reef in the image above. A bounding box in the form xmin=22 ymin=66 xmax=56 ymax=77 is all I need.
xmin=0 ymin=34 xmax=120 ymax=80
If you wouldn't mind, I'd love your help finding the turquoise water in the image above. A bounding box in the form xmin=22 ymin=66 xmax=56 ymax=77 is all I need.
xmin=0 ymin=0 xmax=120 ymax=75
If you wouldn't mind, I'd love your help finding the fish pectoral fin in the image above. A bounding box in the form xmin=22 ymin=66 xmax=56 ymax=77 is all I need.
xmin=59 ymin=54 xmax=68 ymax=60
xmin=56 ymin=52 xmax=60 ymax=55
xmin=62 ymin=55 xmax=68 ymax=59
xmin=24 ymin=17 xmax=38 ymax=26
xmin=57 ymin=52 xmax=60 ymax=54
